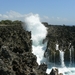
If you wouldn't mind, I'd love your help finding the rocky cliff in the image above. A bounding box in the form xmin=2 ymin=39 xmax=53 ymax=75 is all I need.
xmin=43 ymin=22 xmax=75 ymax=66
xmin=0 ymin=25 xmax=49 ymax=75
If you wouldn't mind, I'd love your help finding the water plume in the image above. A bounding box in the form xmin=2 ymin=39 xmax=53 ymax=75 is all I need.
xmin=23 ymin=13 xmax=47 ymax=64
xmin=23 ymin=13 xmax=75 ymax=75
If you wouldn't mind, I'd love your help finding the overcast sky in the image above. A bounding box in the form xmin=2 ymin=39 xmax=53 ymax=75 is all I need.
xmin=0 ymin=0 xmax=75 ymax=25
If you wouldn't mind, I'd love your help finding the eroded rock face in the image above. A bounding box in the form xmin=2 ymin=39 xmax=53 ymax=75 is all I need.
xmin=0 ymin=25 xmax=49 ymax=75
xmin=43 ymin=23 xmax=75 ymax=66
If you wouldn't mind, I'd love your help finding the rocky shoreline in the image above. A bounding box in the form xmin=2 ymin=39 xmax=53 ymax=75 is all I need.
xmin=43 ymin=23 xmax=75 ymax=67
xmin=0 ymin=24 xmax=63 ymax=75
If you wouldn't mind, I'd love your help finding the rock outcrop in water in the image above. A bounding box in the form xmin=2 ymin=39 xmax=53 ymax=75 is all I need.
xmin=43 ymin=22 xmax=75 ymax=66
xmin=50 ymin=68 xmax=63 ymax=75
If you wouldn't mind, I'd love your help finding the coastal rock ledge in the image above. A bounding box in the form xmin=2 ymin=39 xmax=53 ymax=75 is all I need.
xmin=0 ymin=24 xmax=62 ymax=75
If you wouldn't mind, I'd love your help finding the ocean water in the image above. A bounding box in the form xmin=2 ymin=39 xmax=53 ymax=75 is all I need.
xmin=46 ymin=61 xmax=75 ymax=75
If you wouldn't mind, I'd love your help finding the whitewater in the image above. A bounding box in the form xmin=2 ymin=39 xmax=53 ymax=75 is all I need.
xmin=23 ymin=13 xmax=75 ymax=75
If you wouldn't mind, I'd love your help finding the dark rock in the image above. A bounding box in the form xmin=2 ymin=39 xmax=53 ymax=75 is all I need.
xmin=50 ymin=68 xmax=58 ymax=75
xmin=0 ymin=45 xmax=11 ymax=59
xmin=44 ymin=24 xmax=75 ymax=66
xmin=59 ymin=73 xmax=63 ymax=75
xmin=38 ymin=63 xmax=47 ymax=72
xmin=49 ymin=68 xmax=63 ymax=75
xmin=0 ymin=24 xmax=48 ymax=75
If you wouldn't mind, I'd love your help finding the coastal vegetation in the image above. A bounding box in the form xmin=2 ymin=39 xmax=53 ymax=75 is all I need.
xmin=0 ymin=20 xmax=22 ymax=25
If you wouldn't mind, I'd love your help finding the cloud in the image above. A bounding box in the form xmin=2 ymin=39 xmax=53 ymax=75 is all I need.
xmin=57 ymin=17 xmax=60 ymax=20
xmin=0 ymin=10 xmax=26 ymax=21
xmin=43 ymin=16 xmax=49 ymax=20
xmin=41 ymin=15 xmax=50 ymax=23
xmin=0 ymin=14 xmax=2 ymax=17
xmin=0 ymin=10 xmax=72 ymax=25
xmin=41 ymin=15 xmax=70 ymax=25
xmin=0 ymin=11 xmax=41 ymax=22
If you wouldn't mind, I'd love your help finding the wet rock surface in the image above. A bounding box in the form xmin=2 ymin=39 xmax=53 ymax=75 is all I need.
xmin=50 ymin=68 xmax=58 ymax=75
xmin=50 ymin=68 xmax=63 ymax=75
xmin=43 ymin=22 xmax=75 ymax=66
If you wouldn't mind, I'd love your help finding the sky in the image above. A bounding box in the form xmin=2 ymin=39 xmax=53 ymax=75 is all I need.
xmin=0 ymin=0 xmax=75 ymax=25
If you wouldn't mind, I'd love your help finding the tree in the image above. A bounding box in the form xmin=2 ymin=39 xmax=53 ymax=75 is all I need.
xmin=12 ymin=20 xmax=22 ymax=25
xmin=0 ymin=20 xmax=12 ymax=25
